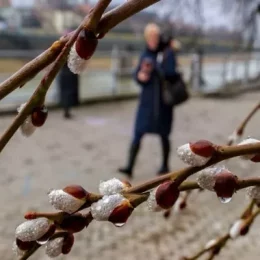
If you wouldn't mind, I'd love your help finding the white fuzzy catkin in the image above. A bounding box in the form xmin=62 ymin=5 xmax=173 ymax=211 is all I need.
xmin=68 ymin=44 xmax=88 ymax=74
xmin=196 ymin=167 xmax=219 ymax=191
xmin=91 ymin=194 xmax=127 ymax=221
xmin=15 ymin=218 xmax=51 ymax=242
xmin=45 ymin=237 xmax=64 ymax=258
xmin=99 ymin=178 xmax=127 ymax=195
xmin=238 ymin=138 xmax=260 ymax=160
xmin=177 ymin=143 xmax=211 ymax=166
xmin=17 ymin=103 xmax=36 ymax=137
xmin=147 ymin=188 xmax=163 ymax=212
xmin=229 ymin=219 xmax=244 ymax=239
xmin=48 ymin=189 xmax=85 ymax=214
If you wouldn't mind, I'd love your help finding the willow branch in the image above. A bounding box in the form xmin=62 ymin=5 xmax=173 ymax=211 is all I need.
xmin=0 ymin=0 xmax=158 ymax=101
xmin=228 ymin=101 xmax=260 ymax=145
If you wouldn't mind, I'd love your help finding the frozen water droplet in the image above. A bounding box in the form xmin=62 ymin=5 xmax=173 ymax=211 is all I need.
xmin=114 ymin=222 xmax=125 ymax=227
xmin=36 ymin=239 xmax=49 ymax=245
xmin=219 ymin=197 xmax=232 ymax=203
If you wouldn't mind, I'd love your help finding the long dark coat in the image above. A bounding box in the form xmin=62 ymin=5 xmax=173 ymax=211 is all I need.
xmin=58 ymin=63 xmax=79 ymax=108
xmin=133 ymin=47 xmax=177 ymax=137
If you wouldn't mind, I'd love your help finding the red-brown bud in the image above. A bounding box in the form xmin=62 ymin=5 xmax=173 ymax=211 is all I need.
xmin=63 ymin=185 xmax=89 ymax=199
xmin=31 ymin=106 xmax=48 ymax=127
xmin=62 ymin=233 xmax=75 ymax=255
xmin=251 ymin=154 xmax=260 ymax=162
xmin=108 ymin=200 xmax=134 ymax=225
xmin=213 ymin=170 xmax=238 ymax=200
xmin=59 ymin=213 xmax=86 ymax=233
xmin=155 ymin=181 xmax=180 ymax=209
xmin=76 ymin=29 xmax=98 ymax=60
xmin=24 ymin=212 xmax=38 ymax=220
xmin=15 ymin=239 xmax=35 ymax=251
xmin=190 ymin=140 xmax=215 ymax=157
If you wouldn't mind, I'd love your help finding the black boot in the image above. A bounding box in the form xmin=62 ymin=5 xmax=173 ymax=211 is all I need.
xmin=118 ymin=143 xmax=140 ymax=179
xmin=158 ymin=137 xmax=170 ymax=175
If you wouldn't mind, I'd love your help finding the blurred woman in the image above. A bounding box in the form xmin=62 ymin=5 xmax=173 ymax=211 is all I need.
xmin=118 ymin=23 xmax=178 ymax=178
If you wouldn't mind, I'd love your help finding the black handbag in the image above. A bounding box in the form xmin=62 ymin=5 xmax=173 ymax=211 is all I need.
xmin=162 ymin=72 xmax=189 ymax=106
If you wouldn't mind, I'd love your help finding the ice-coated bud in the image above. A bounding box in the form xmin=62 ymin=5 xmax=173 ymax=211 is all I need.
xmin=31 ymin=106 xmax=48 ymax=127
xmin=238 ymin=138 xmax=260 ymax=160
xmin=177 ymin=140 xmax=215 ymax=166
xmin=147 ymin=181 xmax=180 ymax=211
xmin=213 ymin=169 xmax=238 ymax=201
xmin=246 ymin=186 xmax=260 ymax=201
xmin=59 ymin=213 xmax=87 ymax=233
xmin=229 ymin=219 xmax=246 ymax=239
xmin=196 ymin=167 xmax=220 ymax=191
xmin=251 ymin=154 xmax=260 ymax=162
xmin=61 ymin=233 xmax=74 ymax=255
xmin=15 ymin=238 xmax=35 ymax=251
xmin=45 ymin=237 xmax=64 ymax=258
xmin=99 ymin=178 xmax=131 ymax=195
xmin=68 ymin=29 xmax=98 ymax=74
xmin=204 ymin=239 xmax=218 ymax=250
xmin=48 ymin=185 xmax=89 ymax=214
xmin=15 ymin=218 xmax=52 ymax=242
xmin=90 ymin=194 xmax=133 ymax=224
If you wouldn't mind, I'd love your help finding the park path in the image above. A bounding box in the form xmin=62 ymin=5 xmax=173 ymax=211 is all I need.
xmin=0 ymin=92 xmax=260 ymax=259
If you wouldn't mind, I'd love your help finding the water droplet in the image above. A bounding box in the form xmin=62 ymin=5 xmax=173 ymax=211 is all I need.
xmin=36 ymin=239 xmax=49 ymax=245
xmin=114 ymin=222 xmax=125 ymax=227
xmin=218 ymin=197 xmax=232 ymax=203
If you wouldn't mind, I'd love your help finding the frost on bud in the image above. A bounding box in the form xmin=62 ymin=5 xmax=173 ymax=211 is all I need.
xmin=17 ymin=103 xmax=36 ymax=137
xmin=45 ymin=233 xmax=74 ymax=257
xmin=68 ymin=29 xmax=98 ymax=74
xmin=48 ymin=185 xmax=89 ymax=214
xmin=196 ymin=167 xmax=220 ymax=191
xmin=15 ymin=218 xmax=52 ymax=242
xmin=31 ymin=106 xmax=48 ymax=127
xmin=213 ymin=169 xmax=238 ymax=203
xmin=90 ymin=194 xmax=133 ymax=225
xmin=147 ymin=181 xmax=180 ymax=211
xmin=229 ymin=219 xmax=248 ymax=239
xmin=238 ymin=138 xmax=260 ymax=160
xmin=99 ymin=178 xmax=131 ymax=195
xmin=59 ymin=213 xmax=87 ymax=233
xmin=177 ymin=140 xmax=215 ymax=166
xmin=246 ymin=186 xmax=260 ymax=201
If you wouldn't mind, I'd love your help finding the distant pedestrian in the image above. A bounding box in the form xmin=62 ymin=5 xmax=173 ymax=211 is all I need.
xmin=118 ymin=23 xmax=178 ymax=178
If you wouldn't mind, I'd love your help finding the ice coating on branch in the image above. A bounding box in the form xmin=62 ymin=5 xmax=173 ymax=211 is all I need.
xmin=99 ymin=178 xmax=130 ymax=195
xmin=17 ymin=103 xmax=36 ymax=137
xmin=229 ymin=219 xmax=244 ymax=239
xmin=45 ymin=237 xmax=64 ymax=258
xmin=90 ymin=194 xmax=128 ymax=221
xmin=177 ymin=143 xmax=212 ymax=166
xmin=68 ymin=44 xmax=89 ymax=74
xmin=15 ymin=218 xmax=51 ymax=242
xmin=48 ymin=189 xmax=86 ymax=214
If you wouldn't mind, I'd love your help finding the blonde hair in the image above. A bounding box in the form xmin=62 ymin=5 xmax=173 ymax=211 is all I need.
xmin=144 ymin=23 xmax=160 ymax=40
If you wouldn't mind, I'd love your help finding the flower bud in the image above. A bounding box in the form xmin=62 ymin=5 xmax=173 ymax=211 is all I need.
xmin=250 ymin=154 xmax=260 ymax=162
xmin=62 ymin=233 xmax=74 ymax=254
xmin=196 ymin=167 xmax=220 ymax=191
xmin=68 ymin=29 xmax=98 ymax=74
xmin=229 ymin=219 xmax=246 ymax=239
xmin=37 ymin=224 xmax=56 ymax=244
xmin=15 ymin=218 xmax=53 ymax=242
xmin=31 ymin=106 xmax=48 ymax=127
xmin=213 ymin=169 xmax=238 ymax=202
xmin=12 ymin=240 xmax=35 ymax=257
xmin=48 ymin=185 xmax=89 ymax=214
xmin=99 ymin=178 xmax=131 ymax=195
xmin=45 ymin=237 xmax=64 ymax=258
xmin=238 ymin=138 xmax=260 ymax=160
xmin=147 ymin=181 xmax=180 ymax=211
xmin=59 ymin=213 xmax=86 ymax=233
xmin=91 ymin=194 xmax=133 ymax=225
xmin=177 ymin=140 xmax=214 ymax=166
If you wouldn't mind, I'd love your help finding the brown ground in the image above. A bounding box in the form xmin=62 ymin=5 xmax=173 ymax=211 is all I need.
xmin=0 ymin=92 xmax=260 ymax=260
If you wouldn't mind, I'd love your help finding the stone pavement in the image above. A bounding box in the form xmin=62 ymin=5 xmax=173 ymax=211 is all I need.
xmin=0 ymin=92 xmax=260 ymax=260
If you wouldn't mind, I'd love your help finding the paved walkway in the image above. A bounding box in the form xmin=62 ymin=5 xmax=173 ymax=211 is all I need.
xmin=0 ymin=92 xmax=260 ymax=260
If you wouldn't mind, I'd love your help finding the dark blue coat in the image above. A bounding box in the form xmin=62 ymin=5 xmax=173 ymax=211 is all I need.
xmin=133 ymin=47 xmax=177 ymax=137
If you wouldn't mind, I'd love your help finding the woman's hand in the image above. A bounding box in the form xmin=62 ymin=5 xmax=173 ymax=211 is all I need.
xmin=137 ymin=71 xmax=150 ymax=83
